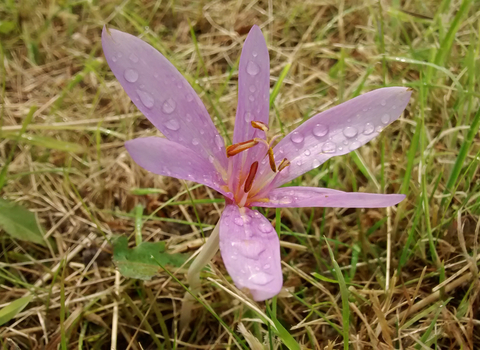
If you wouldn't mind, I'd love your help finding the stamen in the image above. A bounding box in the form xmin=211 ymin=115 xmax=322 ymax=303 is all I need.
xmin=267 ymin=148 xmax=276 ymax=172
xmin=226 ymin=139 xmax=259 ymax=157
xmin=251 ymin=121 xmax=269 ymax=132
xmin=268 ymin=133 xmax=282 ymax=148
xmin=243 ymin=161 xmax=258 ymax=193
xmin=278 ymin=158 xmax=290 ymax=172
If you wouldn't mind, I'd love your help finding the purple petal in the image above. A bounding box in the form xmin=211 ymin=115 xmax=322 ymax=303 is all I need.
xmin=126 ymin=137 xmax=231 ymax=198
xmin=262 ymin=87 xmax=411 ymax=188
xmin=230 ymin=25 xmax=271 ymax=193
xmin=219 ymin=204 xmax=282 ymax=301
xmin=102 ymin=27 xmax=227 ymax=170
xmin=251 ymin=187 xmax=406 ymax=208
xmin=233 ymin=25 xmax=270 ymax=144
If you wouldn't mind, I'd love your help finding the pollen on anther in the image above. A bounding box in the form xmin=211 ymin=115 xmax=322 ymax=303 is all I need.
xmin=226 ymin=139 xmax=259 ymax=157
xmin=267 ymin=148 xmax=276 ymax=172
xmin=278 ymin=158 xmax=290 ymax=172
xmin=251 ymin=120 xmax=269 ymax=132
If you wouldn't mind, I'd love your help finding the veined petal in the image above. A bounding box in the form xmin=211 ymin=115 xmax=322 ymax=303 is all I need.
xmin=251 ymin=187 xmax=406 ymax=208
xmin=230 ymin=25 xmax=271 ymax=192
xmin=126 ymin=137 xmax=231 ymax=198
xmin=102 ymin=27 xmax=227 ymax=170
xmin=219 ymin=204 xmax=282 ymax=301
xmin=264 ymin=87 xmax=411 ymax=188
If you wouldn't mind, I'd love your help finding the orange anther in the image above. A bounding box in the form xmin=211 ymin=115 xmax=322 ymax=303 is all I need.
xmin=244 ymin=161 xmax=258 ymax=193
xmin=278 ymin=158 xmax=290 ymax=172
xmin=226 ymin=139 xmax=259 ymax=157
xmin=251 ymin=121 xmax=269 ymax=132
xmin=267 ymin=148 xmax=276 ymax=172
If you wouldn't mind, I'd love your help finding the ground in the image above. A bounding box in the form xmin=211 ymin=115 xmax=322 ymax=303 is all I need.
xmin=1 ymin=0 xmax=480 ymax=349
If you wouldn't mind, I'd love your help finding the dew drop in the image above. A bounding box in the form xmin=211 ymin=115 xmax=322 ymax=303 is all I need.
xmin=129 ymin=53 xmax=139 ymax=62
xmin=186 ymin=93 xmax=193 ymax=102
xmin=165 ymin=119 xmax=180 ymax=131
xmin=244 ymin=112 xmax=253 ymax=123
xmin=249 ymin=85 xmax=256 ymax=93
xmin=259 ymin=223 xmax=273 ymax=234
xmin=296 ymin=160 xmax=302 ymax=166
xmin=312 ymin=159 xmax=320 ymax=168
xmin=124 ymin=69 xmax=139 ymax=83
xmin=364 ymin=123 xmax=374 ymax=135
xmin=343 ymin=126 xmax=357 ymax=138
xmin=186 ymin=114 xmax=192 ymax=122
xmin=136 ymin=90 xmax=154 ymax=108
xmin=112 ymin=56 xmax=117 ymax=62
xmin=249 ymin=272 xmax=274 ymax=285
xmin=191 ymin=138 xmax=199 ymax=146
xmin=381 ymin=99 xmax=387 ymax=106
xmin=322 ymin=142 xmax=336 ymax=153
xmin=349 ymin=141 xmax=361 ymax=151
xmin=246 ymin=61 xmax=260 ymax=76
xmin=215 ymin=135 xmax=223 ymax=149
xmin=381 ymin=114 xmax=390 ymax=124
xmin=208 ymin=155 xmax=214 ymax=163
xmin=249 ymin=95 xmax=255 ymax=102
xmin=162 ymin=98 xmax=176 ymax=114
xmin=263 ymin=264 xmax=270 ymax=270
xmin=280 ymin=196 xmax=292 ymax=204
xmin=313 ymin=124 xmax=328 ymax=137
xmin=304 ymin=149 xmax=311 ymax=156
xmin=376 ymin=125 xmax=384 ymax=133
xmin=238 ymin=241 xmax=266 ymax=259
xmin=234 ymin=217 xmax=244 ymax=226
xmin=252 ymin=51 xmax=258 ymax=57
xmin=290 ymin=131 xmax=304 ymax=144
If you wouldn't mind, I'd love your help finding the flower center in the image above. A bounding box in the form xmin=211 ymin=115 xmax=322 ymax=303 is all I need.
xmin=226 ymin=121 xmax=290 ymax=206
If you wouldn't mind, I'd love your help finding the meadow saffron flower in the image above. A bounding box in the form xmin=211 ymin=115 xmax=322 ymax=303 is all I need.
xmin=102 ymin=26 xmax=411 ymax=301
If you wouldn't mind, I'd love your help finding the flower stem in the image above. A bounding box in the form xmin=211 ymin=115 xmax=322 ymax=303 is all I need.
xmin=180 ymin=221 xmax=220 ymax=329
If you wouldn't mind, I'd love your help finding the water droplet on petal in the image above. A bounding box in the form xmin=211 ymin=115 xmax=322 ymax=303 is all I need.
xmin=192 ymin=138 xmax=199 ymax=146
xmin=249 ymin=272 xmax=274 ymax=285
xmin=238 ymin=240 xmax=265 ymax=259
xmin=234 ymin=217 xmax=244 ymax=226
xmin=246 ymin=61 xmax=260 ymax=76
xmin=186 ymin=114 xmax=192 ymax=122
xmin=162 ymin=98 xmax=176 ymax=114
xmin=290 ymin=131 xmax=304 ymax=144
xmin=343 ymin=126 xmax=357 ymax=138
xmin=136 ymin=90 xmax=154 ymax=108
xmin=186 ymin=93 xmax=193 ymax=102
xmin=208 ymin=155 xmax=214 ymax=163
xmin=249 ymin=85 xmax=256 ymax=93
xmin=312 ymin=159 xmax=320 ymax=168
xmin=215 ymin=135 xmax=223 ymax=149
xmin=124 ymin=69 xmax=139 ymax=83
xmin=252 ymin=51 xmax=258 ymax=57
xmin=244 ymin=112 xmax=253 ymax=122
xmin=280 ymin=196 xmax=292 ymax=204
xmin=364 ymin=123 xmax=374 ymax=135
xmin=313 ymin=124 xmax=328 ymax=137
xmin=304 ymin=149 xmax=311 ymax=156
xmin=165 ymin=119 xmax=180 ymax=131
xmin=322 ymin=142 xmax=336 ymax=153
xmin=263 ymin=264 xmax=270 ymax=270
xmin=376 ymin=125 xmax=384 ymax=133
xmin=381 ymin=114 xmax=390 ymax=124
xmin=249 ymin=95 xmax=255 ymax=102
xmin=381 ymin=100 xmax=387 ymax=106
xmin=112 ymin=56 xmax=117 ymax=62
xmin=349 ymin=141 xmax=361 ymax=151
xmin=259 ymin=223 xmax=273 ymax=234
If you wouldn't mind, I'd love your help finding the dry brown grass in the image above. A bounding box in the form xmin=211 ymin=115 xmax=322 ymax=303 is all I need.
xmin=1 ymin=0 xmax=480 ymax=348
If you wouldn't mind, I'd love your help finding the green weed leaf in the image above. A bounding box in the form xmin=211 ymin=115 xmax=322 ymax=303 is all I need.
xmin=112 ymin=236 xmax=187 ymax=280
xmin=0 ymin=296 xmax=33 ymax=326
xmin=0 ymin=199 xmax=46 ymax=246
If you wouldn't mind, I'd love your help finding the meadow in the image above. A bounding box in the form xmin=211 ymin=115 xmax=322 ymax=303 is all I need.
xmin=1 ymin=0 xmax=479 ymax=348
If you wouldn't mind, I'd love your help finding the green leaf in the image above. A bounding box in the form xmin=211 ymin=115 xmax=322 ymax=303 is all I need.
xmin=112 ymin=236 xmax=187 ymax=280
xmin=0 ymin=21 xmax=16 ymax=34
xmin=0 ymin=296 xmax=33 ymax=326
xmin=312 ymin=272 xmax=338 ymax=284
xmin=2 ymin=133 xmax=84 ymax=153
xmin=270 ymin=313 xmax=301 ymax=350
xmin=0 ymin=199 xmax=46 ymax=246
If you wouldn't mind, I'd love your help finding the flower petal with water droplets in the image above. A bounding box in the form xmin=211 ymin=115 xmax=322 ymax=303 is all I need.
xmin=257 ymin=87 xmax=411 ymax=188
xmin=102 ymin=27 xmax=227 ymax=170
xmin=230 ymin=26 xmax=271 ymax=192
xmin=219 ymin=204 xmax=282 ymax=301
xmin=251 ymin=187 xmax=406 ymax=208
xmin=126 ymin=137 xmax=231 ymax=198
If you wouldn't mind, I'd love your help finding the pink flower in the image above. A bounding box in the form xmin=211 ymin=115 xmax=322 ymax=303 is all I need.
xmin=102 ymin=25 xmax=411 ymax=301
